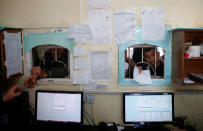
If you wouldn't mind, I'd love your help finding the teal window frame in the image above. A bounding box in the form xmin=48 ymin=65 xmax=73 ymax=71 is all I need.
xmin=118 ymin=27 xmax=171 ymax=86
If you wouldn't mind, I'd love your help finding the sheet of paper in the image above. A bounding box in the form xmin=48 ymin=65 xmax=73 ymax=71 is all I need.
xmin=74 ymin=38 xmax=87 ymax=44
xmin=88 ymin=0 xmax=110 ymax=9
xmin=73 ymin=71 xmax=89 ymax=84
xmin=141 ymin=8 xmax=165 ymax=41
xmin=89 ymin=51 xmax=110 ymax=80
xmin=84 ymin=81 xmax=98 ymax=90
xmin=74 ymin=46 xmax=86 ymax=56
xmin=133 ymin=66 xmax=152 ymax=85
xmin=88 ymin=9 xmax=112 ymax=44
xmin=184 ymin=77 xmax=194 ymax=84
xmin=3 ymin=31 xmax=22 ymax=78
xmin=67 ymin=24 xmax=92 ymax=44
xmin=74 ymin=58 xmax=86 ymax=69
xmin=114 ymin=11 xmax=136 ymax=44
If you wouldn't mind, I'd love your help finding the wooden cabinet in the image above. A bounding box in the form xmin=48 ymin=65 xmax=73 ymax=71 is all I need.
xmin=0 ymin=28 xmax=23 ymax=80
xmin=172 ymin=28 xmax=203 ymax=89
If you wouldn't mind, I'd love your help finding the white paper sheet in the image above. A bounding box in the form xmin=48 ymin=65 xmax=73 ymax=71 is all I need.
xmin=133 ymin=66 xmax=152 ymax=85
xmin=74 ymin=46 xmax=86 ymax=56
xmin=3 ymin=31 xmax=22 ymax=78
xmin=89 ymin=51 xmax=110 ymax=80
xmin=67 ymin=24 xmax=92 ymax=44
xmin=114 ymin=11 xmax=136 ymax=44
xmin=74 ymin=38 xmax=87 ymax=44
xmin=141 ymin=8 xmax=165 ymax=41
xmin=73 ymin=71 xmax=89 ymax=84
xmin=88 ymin=0 xmax=110 ymax=9
xmin=74 ymin=58 xmax=87 ymax=69
xmin=88 ymin=9 xmax=112 ymax=44
xmin=184 ymin=77 xmax=194 ymax=84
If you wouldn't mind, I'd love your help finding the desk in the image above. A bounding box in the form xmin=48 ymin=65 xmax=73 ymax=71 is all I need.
xmin=32 ymin=123 xmax=171 ymax=131
xmin=123 ymin=125 xmax=170 ymax=131
xmin=33 ymin=124 xmax=99 ymax=130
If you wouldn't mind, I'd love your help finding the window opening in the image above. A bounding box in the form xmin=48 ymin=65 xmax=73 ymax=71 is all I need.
xmin=32 ymin=45 xmax=70 ymax=78
xmin=125 ymin=44 xmax=164 ymax=79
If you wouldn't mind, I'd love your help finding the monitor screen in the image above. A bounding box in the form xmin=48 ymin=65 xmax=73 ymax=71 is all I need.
xmin=35 ymin=90 xmax=83 ymax=124
xmin=123 ymin=93 xmax=174 ymax=124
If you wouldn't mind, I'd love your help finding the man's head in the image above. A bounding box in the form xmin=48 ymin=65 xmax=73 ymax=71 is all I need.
xmin=48 ymin=48 xmax=66 ymax=60
xmin=143 ymin=48 xmax=160 ymax=66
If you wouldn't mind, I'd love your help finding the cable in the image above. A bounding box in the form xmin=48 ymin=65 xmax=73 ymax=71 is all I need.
xmin=28 ymin=105 xmax=36 ymax=125
xmin=90 ymin=104 xmax=96 ymax=126
xmin=83 ymin=108 xmax=96 ymax=126
xmin=83 ymin=113 xmax=91 ymax=125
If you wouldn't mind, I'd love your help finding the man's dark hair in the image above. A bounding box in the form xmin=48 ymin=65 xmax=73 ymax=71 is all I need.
xmin=132 ymin=48 xmax=142 ymax=63
xmin=143 ymin=47 xmax=155 ymax=53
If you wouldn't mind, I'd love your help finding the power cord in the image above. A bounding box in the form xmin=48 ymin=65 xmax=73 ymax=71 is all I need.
xmin=83 ymin=111 xmax=92 ymax=125
xmin=90 ymin=104 xmax=95 ymax=125
xmin=83 ymin=106 xmax=96 ymax=126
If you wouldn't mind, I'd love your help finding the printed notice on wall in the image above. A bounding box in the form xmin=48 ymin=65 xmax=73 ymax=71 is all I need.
xmin=73 ymin=71 xmax=89 ymax=84
xmin=67 ymin=24 xmax=93 ymax=44
xmin=74 ymin=46 xmax=86 ymax=56
xmin=114 ymin=11 xmax=136 ymax=44
xmin=3 ymin=31 xmax=22 ymax=78
xmin=74 ymin=58 xmax=87 ymax=69
xmin=88 ymin=0 xmax=110 ymax=9
xmin=141 ymin=8 xmax=165 ymax=41
xmin=89 ymin=51 xmax=111 ymax=80
xmin=88 ymin=9 xmax=112 ymax=44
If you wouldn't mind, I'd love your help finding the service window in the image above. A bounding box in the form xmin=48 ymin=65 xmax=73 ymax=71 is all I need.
xmin=32 ymin=45 xmax=70 ymax=78
xmin=125 ymin=44 xmax=165 ymax=79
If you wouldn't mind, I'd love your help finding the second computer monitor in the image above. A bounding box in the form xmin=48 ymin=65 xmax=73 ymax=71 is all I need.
xmin=123 ymin=92 xmax=174 ymax=124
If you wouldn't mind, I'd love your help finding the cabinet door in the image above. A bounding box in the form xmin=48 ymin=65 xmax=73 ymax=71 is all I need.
xmin=172 ymin=31 xmax=185 ymax=85
xmin=0 ymin=28 xmax=23 ymax=80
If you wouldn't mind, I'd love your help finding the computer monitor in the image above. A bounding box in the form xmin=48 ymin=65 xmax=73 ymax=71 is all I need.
xmin=123 ymin=92 xmax=174 ymax=124
xmin=35 ymin=90 xmax=83 ymax=124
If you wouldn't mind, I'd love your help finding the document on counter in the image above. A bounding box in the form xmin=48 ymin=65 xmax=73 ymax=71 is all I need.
xmin=184 ymin=77 xmax=194 ymax=84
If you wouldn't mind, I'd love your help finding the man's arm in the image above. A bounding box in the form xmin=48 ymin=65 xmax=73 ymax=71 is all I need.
xmin=2 ymin=85 xmax=23 ymax=102
xmin=0 ymin=85 xmax=23 ymax=124
xmin=24 ymin=66 xmax=47 ymax=88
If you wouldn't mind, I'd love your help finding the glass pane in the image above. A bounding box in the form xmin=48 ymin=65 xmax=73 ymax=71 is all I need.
xmin=125 ymin=45 xmax=164 ymax=79
xmin=32 ymin=45 xmax=69 ymax=78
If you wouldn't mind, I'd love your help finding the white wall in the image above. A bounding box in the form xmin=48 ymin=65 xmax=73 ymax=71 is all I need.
xmin=1 ymin=0 xmax=203 ymax=130
xmin=0 ymin=0 xmax=80 ymax=28
xmin=1 ymin=0 xmax=203 ymax=28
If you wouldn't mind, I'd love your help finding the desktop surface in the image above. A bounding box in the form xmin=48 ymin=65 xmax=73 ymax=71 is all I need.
xmin=123 ymin=125 xmax=171 ymax=131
